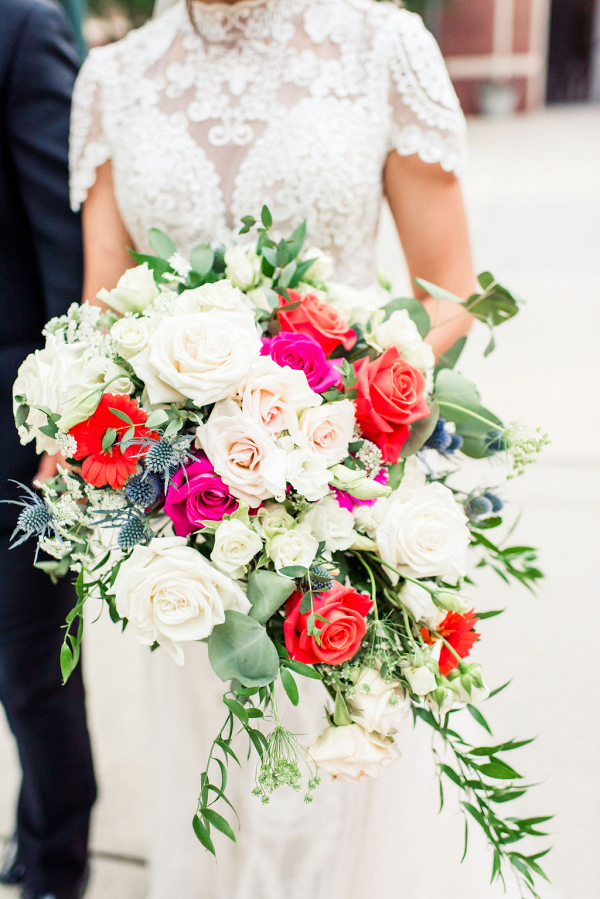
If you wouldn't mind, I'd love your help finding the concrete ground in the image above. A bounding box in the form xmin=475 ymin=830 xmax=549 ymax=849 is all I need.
xmin=1 ymin=105 xmax=599 ymax=898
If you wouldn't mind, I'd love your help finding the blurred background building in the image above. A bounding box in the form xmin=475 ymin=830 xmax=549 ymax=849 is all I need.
xmin=68 ymin=0 xmax=600 ymax=113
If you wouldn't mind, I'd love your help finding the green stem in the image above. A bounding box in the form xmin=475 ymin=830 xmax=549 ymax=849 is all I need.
xmin=356 ymin=554 xmax=378 ymax=620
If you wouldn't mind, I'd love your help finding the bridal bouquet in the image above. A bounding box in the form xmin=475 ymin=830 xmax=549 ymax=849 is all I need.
xmin=10 ymin=208 xmax=550 ymax=895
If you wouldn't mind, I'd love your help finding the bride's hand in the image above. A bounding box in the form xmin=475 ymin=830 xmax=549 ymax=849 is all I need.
xmin=34 ymin=452 xmax=67 ymax=486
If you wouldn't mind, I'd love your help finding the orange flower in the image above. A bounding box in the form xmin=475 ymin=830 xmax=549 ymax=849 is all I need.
xmin=421 ymin=609 xmax=480 ymax=676
xmin=70 ymin=393 xmax=155 ymax=489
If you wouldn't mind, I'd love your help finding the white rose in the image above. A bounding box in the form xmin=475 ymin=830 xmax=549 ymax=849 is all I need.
xmin=452 ymin=677 xmax=490 ymax=705
xmin=296 ymin=400 xmax=355 ymax=466
xmin=267 ymin=524 xmax=319 ymax=572
xmin=130 ymin=309 xmax=261 ymax=406
xmin=197 ymin=402 xmax=287 ymax=506
xmin=109 ymin=536 xmax=250 ymax=665
xmin=79 ymin=356 xmax=133 ymax=395
xmin=353 ymin=497 xmax=389 ymax=539
xmin=308 ymin=724 xmax=400 ymax=782
xmin=13 ymin=334 xmax=88 ymax=454
xmin=255 ymin=503 xmax=295 ymax=539
xmin=404 ymin=664 xmax=437 ymax=696
xmin=300 ymin=495 xmax=356 ymax=553
xmin=327 ymin=282 xmax=386 ymax=327
xmin=210 ymin=519 xmax=263 ymax=579
xmin=399 ymin=455 xmax=427 ymax=495
xmin=284 ymin=446 xmax=331 ymax=502
xmin=242 ymin=356 xmax=321 ymax=436
xmin=111 ymin=316 xmax=156 ymax=360
xmin=399 ymin=580 xmax=445 ymax=630
xmin=347 ymin=666 xmax=410 ymax=736
xmin=173 ymin=280 xmax=249 ymax=315
xmin=376 ymin=482 xmax=470 ymax=584
xmin=246 ymin=287 xmax=272 ymax=311
xmin=96 ymin=263 xmax=159 ymax=314
xmin=224 ymin=245 xmax=260 ymax=290
xmin=304 ymin=247 xmax=335 ymax=283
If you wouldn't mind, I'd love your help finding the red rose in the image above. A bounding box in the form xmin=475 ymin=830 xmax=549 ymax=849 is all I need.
xmin=284 ymin=581 xmax=372 ymax=666
xmin=278 ymin=290 xmax=357 ymax=356
xmin=354 ymin=347 xmax=429 ymax=464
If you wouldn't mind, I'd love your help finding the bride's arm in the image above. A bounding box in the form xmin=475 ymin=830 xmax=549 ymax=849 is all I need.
xmin=82 ymin=160 xmax=133 ymax=306
xmin=384 ymin=151 xmax=477 ymax=358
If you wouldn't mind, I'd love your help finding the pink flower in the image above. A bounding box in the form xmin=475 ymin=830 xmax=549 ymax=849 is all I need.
xmin=261 ymin=331 xmax=340 ymax=393
xmin=164 ymin=453 xmax=238 ymax=537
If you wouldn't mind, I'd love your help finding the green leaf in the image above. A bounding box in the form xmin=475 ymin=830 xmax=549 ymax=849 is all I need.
xmin=415 ymin=278 xmax=463 ymax=305
xmin=300 ymin=592 xmax=312 ymax=615
xmin=101 ymin=427 xmax=118 ymax=452
xmin=382 ymin=296 xmax=430 ymax=338
xmin=434 ymin=370 xmax=480 ymax=423
xmin=277 ymin=565 xmax=306 ymax=579
xmin=222 ymin=697 xmax=249 ymax=726
xmin=247 ymin=569 xmax=296 ymax=625
xmin=467 ymin=704 xmax=493 ymax=734
xmin=387 ymin=460 xmax=405 ymax=491
xmin=148 ymin=228 xmax=177 ymax=260
xmin=39 ymin=422 xmax=59 ymax=439
xmin=15 ymin=404 xmax=30 ymax=429
xmin=276 ymin=239 xmax=291 ymax=269
xmin=108 ymin=407 xmax=134 ymax=426
xmin=60 ymin=643 xmax=74 ymax=683
xmin=477 ymin=609 xmax=505 ymax=620
xmin=261 ymin=205 xmax=273 ymax=229
xmin=400 ymin=401 xmax=440 ymax=458
xmin=201 ymin=808 xmax=236 ymax=842
xmin=190 ymin=244 xmax=215 ymax=277
xmin=284 ymin=659 xmax=322 ymax=680
xmin=144 ymin=410 xmax=170 ymax=430
xmin=127 ymin=250 xmax=172 ymax=280
xmin=287 ymin=220 xmax=307 ymax=260
xmin=289 ymin=257 xmax=318 ymax=288
xmin=435 ymin=336 xmax=467 ymax=373
xmin=333 ymin=691 xmax=353 ymax=726
xmin=477 ymin=760 xmax=522 ymax=780
xmin=440 ymin=764 xmax=463 ymax=787
xmin=192 ymin=815 xmax=215 ymax=855
xmin=208 ymin=610 xmax=279 ymax=687
xmin=280 ymin=666 xmax=299 ymax=706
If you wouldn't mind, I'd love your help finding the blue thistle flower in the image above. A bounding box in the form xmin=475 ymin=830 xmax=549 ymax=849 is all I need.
xmin=425 ymin=417 xmax=453 ymax=452
xmin=117 ymin=515 xmax=152 ymax=550
xmin=483 ymin=491 xmax=504 ymax=513
xmin=1 ymin=481 xmax=61 ymax=559
xmin=440 ymin=433 xmax=464 ymax=455
xmin=464 ymin=495 xmax=494 ymax=520
xmin=306 ymin=564 xmax=334 ymax=593
xmin=487 ymin=429 xmax=507 ymax=453
xmin=124 ymin=473 xmax=161 ymax=508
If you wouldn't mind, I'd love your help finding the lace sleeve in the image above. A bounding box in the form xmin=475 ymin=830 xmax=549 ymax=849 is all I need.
xmin=386 ymin=10 xmax=467 ymax=175
xmin=69 ymin=50 xmax=111 ymax=211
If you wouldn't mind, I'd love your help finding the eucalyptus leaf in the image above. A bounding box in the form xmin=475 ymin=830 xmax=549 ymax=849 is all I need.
xmin=435 ymin=336 xmax=467 ymax=373
xmin=190 ymin=244 xmax=215 ymax=277
xmin=208 ymin=610 xmax=279 ymax=687
xmin=434 ymin=370 xmax=480 ymax=422
xmin=415 ymin=278 xmax=463 ymax=305
xmin=400 ymin=400 xmax=440 ymax=458
xmin=382 ymin=296 xmax=430 ymax=338
xmin=247 ymin=569 xmax=296 ymax=624
xmin=148 ymin=228 xmax=177 ymax=260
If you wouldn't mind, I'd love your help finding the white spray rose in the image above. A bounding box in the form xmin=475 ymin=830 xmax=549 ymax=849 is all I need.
xmin=296 ymin=400 xmax=355 ymax=466
xmin=224 ymin=245 xmax=260 ymax=290
xmin=109 ymin=536 xmax=251 ymax=665
xmin=172 ymin=280 xmax=249 ymax=315
xmin=13 ymin=334 xmax=88 ymax=454
xmin=376 ymin=482 xmax=470 ymax=584
xmin=327 ymin=282 xmax=387 ymax=327
xmin=267 ymin=524 xmax=319 ymax=572
xmin=399 ymin=580 xmax=445 ymax=630
xmin=130 ymin=309 xmax=261 ymax=406
xmin=254 ymin=503 xmax=295 ymax=540
xmin=353 ymin=497 xmax=389 ymax=539
xmin=304 ymin=247 xmax=335 ymax=283
xmin=283 ymin=446 xmax=331 ymax=502
xmin=404 ymin=664 xmax=437 ymax=696
xmin=110 ymin=316 xmax=156 ymax=360
xmin=241 ymin=356 xmax=321 ymax=436
xmin=347 ymin=666 xmax=410 ymax=736
xmin=308 ymin=724 xmax=401 ymax=782
xmin=197 ymin=401 xmax=287 ymax=506
xmin=96 ymin=263 xmax=159 ymax=314
xmin=210 ymin=519 xmax=263 ymax=579
xmin=373 ymin=309 xmax=435 ymax=372
xmin=300 ymin=495 xmax=356 ymax=553
xmin=79 ymin=356 xmax=133 ymax=395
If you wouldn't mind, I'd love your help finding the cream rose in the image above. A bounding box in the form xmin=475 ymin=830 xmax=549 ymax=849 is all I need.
xmin=404 ymin=664 xmax=437 ymax=696
xmin=242 ymin=356 xmax=321 ymax=436
xmin=283 ymin=446 xmax=331 ymax=503
xmin=327 ymin=282 xmax=387 ymax=327
xmin=373 ymin=309 xmax=435 ymax=372
xmin=13 ymin=334 xmax=88 ymax=454
xmin=300 ymin=495 xmax=356 ymax=553
xmin=79 ymin=356 xmax=133 ymax=395
xmin=130 ymin=309 xmax=261 ymax=406
xmin=210 ymin=519 xmax=263 ymax=579
xmin=376 ymin=482 xmax=470 ymax=584
xmin=348 ymin=666 xmax=410 ymax=736
xmin=224 ymin=245 xmax=260 ymax=290
xmin=308 ymin=724 xmax=401 ymax=782
xmin=172 ymin=280 xmax=249 ymax=315
xmin=109 ymin=536 xmax=251 ymax=665
xmin=111 ymin=315 xmax=156 ymax=360
xmin=267 ymin=524 xmax=319 ymax=572
xmin=97 ymin=262 xmax=160 ymax=314
xmin=254 ymin=503 xmax=295 ymax=539
xmin=352 ymin=497 xmax=389 ymax=539
xmin=296 ymin=400 xmax=355 ymax=466
xmin=197 ymin=402 xmax=287 ymax=506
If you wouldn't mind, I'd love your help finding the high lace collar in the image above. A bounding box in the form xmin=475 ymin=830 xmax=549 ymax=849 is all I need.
xmin=185 ymin=0 xmax=307 ymax=43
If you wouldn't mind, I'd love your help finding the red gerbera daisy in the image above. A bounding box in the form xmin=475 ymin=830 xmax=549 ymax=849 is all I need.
xmin=70 ymin=393 xmax=155 ymax=489
xmin=421 ymin=609 xmax=480 ymax=677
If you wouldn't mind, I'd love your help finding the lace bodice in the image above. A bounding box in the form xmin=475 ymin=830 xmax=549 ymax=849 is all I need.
xmin=70 ymin=0 xmax=466 ymax=287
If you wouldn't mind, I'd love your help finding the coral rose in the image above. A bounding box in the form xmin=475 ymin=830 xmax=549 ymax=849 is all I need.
xmin=278 ymin=290 xmax=356 ymax=356
xmin=354 ymin=346 xmax=429 ymax=463
xmin=284 ymin=581 xmax=372 ymax=665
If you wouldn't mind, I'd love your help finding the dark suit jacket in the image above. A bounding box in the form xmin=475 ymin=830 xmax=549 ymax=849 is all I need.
xmin=0 ymin=0 xmax=82 ymax=526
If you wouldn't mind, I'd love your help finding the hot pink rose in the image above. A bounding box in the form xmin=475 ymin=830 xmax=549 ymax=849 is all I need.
xmin=261 ymin=331 xmax=340 ymax=393
xmin=284 ymin=581 xmax=372 ymax=665
xmin=164 ymin=453 xmax=238 ymax=537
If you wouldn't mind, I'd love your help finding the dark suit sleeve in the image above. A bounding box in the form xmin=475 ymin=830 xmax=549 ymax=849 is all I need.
xmin=7 ymin=1 xmax=84 ymax=321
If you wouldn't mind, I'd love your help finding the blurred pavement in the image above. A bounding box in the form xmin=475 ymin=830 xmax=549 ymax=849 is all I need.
xmin=1 ymin=105 xmax=599 ymax=898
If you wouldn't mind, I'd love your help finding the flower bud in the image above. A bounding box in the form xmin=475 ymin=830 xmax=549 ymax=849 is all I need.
xmin=328 ymin=464 xmax=391 ymax=500
xmin=404 ymin=664 xmax=437 ymax=697
xmin=57 ymin=389 xmax=102 ymax=432
xmin=433 ymin=591 xmax=469 ymax=614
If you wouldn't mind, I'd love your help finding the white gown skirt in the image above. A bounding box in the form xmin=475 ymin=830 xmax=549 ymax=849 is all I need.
xmin=143 ymin=642 xmax=526 ymax=899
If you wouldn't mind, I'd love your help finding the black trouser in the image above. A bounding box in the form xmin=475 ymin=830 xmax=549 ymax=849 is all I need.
xmin=0 ymin=532 xmax=97 ymax=893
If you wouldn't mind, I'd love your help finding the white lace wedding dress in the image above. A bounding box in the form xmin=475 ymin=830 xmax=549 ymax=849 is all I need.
xmin=69 ymin=3 xmax=518 ymax=897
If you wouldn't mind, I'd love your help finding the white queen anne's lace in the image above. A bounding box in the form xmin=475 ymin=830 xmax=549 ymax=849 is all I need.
xmin=70 ymin=0 xmax=466 ymax=289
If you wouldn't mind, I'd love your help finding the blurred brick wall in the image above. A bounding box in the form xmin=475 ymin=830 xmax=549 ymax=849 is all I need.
xmin=438 ymin=0 xmax=551 ymax=112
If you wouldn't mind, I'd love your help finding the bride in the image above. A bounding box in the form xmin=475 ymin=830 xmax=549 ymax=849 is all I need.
xmin=70 ymin=1 xmax=492 ymax=896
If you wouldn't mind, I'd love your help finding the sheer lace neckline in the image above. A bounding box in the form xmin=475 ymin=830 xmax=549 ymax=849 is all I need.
xmin=186 ymin=0 xmax=304 ymax=42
